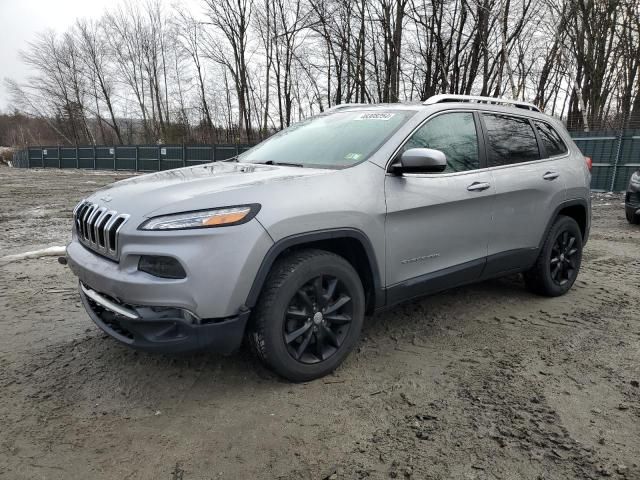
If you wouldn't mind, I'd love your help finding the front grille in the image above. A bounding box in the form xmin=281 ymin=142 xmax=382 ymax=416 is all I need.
xmin=73 ymin=201 xmax=129 ymax=260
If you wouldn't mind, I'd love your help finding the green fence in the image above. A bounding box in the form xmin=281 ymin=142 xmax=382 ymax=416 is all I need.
xmin=10 ymin=132 xmax=640 ymax=192
xmin=570 ymin=130 xmax=640 ymax=192
xmin=10 ymin=144 xmax=253 ymax=172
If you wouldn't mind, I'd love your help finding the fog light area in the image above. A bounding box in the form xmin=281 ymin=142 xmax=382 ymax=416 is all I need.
xmin=138 ymin=255 xmax=186 ymax=279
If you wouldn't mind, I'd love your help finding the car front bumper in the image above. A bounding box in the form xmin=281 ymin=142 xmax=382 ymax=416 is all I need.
xmin=79 ymin=281 xmax=249 ymax=354
xmin=66 ymin=218 xmax=273 ymax=354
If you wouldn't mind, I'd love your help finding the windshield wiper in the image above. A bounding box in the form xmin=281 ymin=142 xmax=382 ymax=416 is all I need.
xmin=258 ymin=160 xmax=304 ymax=167
xmin=221 ymin=155 xmax=238 ymax=162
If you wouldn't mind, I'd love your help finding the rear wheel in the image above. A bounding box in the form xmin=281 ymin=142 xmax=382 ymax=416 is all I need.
xmin=524 ymin=216 xmax=583 ymax=297
xmin=626 ymin=208 xmax=640 ymax=224
xmin=249 ymin=249 xmax=365 ymax=382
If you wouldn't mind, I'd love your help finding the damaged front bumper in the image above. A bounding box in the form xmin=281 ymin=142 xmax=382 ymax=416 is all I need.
xmin=79 ymin=281 xmax=249 ymax=354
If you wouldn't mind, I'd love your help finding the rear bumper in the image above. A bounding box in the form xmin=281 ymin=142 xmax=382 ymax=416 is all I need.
xmin=79 ymin=282 xmax=249 ymax=354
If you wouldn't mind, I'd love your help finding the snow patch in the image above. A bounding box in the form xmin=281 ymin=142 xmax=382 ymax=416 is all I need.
xmin=0 ymin=246 xmax=67 ymax=264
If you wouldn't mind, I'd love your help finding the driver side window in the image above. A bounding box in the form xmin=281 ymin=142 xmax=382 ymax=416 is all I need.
xmin=403 ymin=112 xmax=480 ymax=173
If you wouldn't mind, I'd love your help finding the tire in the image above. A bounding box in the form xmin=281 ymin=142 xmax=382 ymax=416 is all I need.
xmin=524 ymin=215 xmax=583 ymax=297
xmin=626 ymin=208 xmax=640 ymax=224
xmin=249 ymin=249 xmax=365 ymax=382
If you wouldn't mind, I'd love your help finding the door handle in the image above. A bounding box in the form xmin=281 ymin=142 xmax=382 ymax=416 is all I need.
xmin=467 ymin=182 xmax=491 ymax=192
xmin=543 ymin=171 xmax=560 ymax=181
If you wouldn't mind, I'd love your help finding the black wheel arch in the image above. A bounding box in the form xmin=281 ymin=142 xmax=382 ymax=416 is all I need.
xmin=538 ymin=199 xmax=590 ymax=249
xmin=246 ymin=228 xmax=384 ymax=314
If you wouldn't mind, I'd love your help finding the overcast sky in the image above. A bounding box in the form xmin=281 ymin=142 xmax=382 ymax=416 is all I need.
xmin=0 ymin=0 xmax=129 ymax=111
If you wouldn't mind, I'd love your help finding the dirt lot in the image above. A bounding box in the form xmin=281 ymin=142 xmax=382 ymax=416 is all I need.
xmin=0 ymin=166 xmax=639 ymax=480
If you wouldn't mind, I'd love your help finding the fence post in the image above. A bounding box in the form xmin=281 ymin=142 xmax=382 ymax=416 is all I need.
xmin=76 ymin=146 xmax=79 ymax=169
xmin=58 ymin=146 xmax=61 ymax=169
xmin=93 ymin=146 xmax=97 ymax=170
xmin=135 ymin=146 xmax=139 ymax=172
xmin=158 ymin=145 xmax=161 ymax=171
xmin=610 ymin=128 xmax=624 ymax=192
xmin=182 ymin=144 xmax=186 ymax=168
xmin=212 ymin=145 xmax=216 ymax=162
xmin=41 ymin=147 xmax=44 ymax=168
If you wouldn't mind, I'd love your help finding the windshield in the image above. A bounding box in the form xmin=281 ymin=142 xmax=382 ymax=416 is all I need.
xmin=238 ymin=110 xmax=415 ymax=169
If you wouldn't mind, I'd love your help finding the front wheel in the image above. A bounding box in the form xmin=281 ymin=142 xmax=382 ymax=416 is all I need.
xmin=524 ymin=216 xmax=583 ymax=297
xmin=249 ymin=249 xmax=365 ymax=382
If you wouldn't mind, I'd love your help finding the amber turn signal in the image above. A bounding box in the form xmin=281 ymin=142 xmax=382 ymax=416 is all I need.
xmin=202 ymin=209 xmax=251 ymax=226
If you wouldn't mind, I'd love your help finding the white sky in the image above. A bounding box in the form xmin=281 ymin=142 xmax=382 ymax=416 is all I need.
xmin=0 ymin=0 xmax=164 ymax=112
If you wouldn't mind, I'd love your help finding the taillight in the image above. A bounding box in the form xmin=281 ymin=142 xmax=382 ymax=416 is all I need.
xmin=584 ymin=156 xmax=592 ymax=172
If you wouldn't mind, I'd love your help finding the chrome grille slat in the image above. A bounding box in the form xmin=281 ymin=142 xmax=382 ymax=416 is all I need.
xmin=101 ymin=212 xmax=114 ymax=250
xmin=73 ymin=201 xmax=129 ymax=260
xmin=82 ymin=205 xmax=95 ymax=240
xmin=91 ymin=208 xmax=107 ymax=245
xmin=75 ymin=204 xmax=87 ymax=235
xmin=104 ymin=215 xmax=120 ymax=252
xmin=110 ymin=216 xmax=128 ymax=254
xmin=87 ymin=207 xmax=103 ymax=244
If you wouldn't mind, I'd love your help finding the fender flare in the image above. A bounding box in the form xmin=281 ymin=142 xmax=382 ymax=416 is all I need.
xmin=245 ymin=228 xmax=384 ymax=309
xmin=538 ymin=198 xmax=591 ymax=249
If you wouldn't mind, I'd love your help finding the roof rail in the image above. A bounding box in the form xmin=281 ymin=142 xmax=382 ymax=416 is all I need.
xmin=423 ymin=94 xmax=541 ymax=113
xmin=324 ymin=102 xmax=368 ymax=112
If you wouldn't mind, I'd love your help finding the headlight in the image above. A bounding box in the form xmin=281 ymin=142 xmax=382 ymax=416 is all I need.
xmin=139 ymin=204 xmax=260 ymax=230
xmin=631 ymin=171 xmax=640 ymax=186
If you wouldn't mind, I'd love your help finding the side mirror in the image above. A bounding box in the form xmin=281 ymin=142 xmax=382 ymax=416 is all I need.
xmin=392 ymin=148 xmax=447 ymax=174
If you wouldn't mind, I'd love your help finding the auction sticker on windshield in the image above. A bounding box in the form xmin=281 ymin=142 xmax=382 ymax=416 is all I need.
xmin=355 ymin=113 xmax=395 ymax=120
xmin=344 ymin=153 xmax=363 ymax=161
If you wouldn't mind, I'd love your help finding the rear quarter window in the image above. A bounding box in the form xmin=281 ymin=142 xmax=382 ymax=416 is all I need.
xmin=534 ymin=121 xmax=568 ymax=157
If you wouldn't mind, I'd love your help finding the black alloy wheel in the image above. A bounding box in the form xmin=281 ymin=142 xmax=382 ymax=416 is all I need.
xmin=250 ymin=249 xmax=365 ymax=382
xmin=549 ymin=230 xmax=579 ymax=286
xmin=283 ymin=275 xmax=353 ymax=364
xmin=524 ymin=215 xmax=583 ymax=297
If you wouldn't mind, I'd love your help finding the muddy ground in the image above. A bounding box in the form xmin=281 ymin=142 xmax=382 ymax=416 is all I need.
xmin=0 ymin=166 xmax=638 ymax=480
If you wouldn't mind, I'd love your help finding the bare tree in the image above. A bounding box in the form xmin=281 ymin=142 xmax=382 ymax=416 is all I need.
xmin=74 ymin=19 xmax=124 ymax=144
xmin=5 ymin=0 xmax=640 ymax=146
xmin=202 ymin=0 xmax=255 ymax=141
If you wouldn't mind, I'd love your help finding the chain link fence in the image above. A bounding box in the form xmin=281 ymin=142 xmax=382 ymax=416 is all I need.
xmin=10 ymin=132 xmax=640 ymax=192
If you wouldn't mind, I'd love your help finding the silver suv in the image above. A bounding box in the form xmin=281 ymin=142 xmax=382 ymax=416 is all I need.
xmin=66 ymin=95 xmax=591 ymax=381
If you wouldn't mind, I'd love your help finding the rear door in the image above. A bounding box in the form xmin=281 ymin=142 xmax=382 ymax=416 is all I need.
xmin=481 ymin=113 xmax=567 ymax=276
xmin=384 ymin=111 xmax=494 ymax=302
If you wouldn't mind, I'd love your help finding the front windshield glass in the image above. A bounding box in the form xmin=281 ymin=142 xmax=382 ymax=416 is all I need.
xmin=238 ymin=110 xmax=415 ymax=169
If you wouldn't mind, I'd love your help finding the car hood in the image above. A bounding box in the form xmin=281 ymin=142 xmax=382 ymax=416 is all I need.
xmin=85 ymin=162 xmax=331 ymax=217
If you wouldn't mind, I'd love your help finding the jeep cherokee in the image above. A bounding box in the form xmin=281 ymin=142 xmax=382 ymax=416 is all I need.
xmin=66 ymin=94 xmax=592 ymax=382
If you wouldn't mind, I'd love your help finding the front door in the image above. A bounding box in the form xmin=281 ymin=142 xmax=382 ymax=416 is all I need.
xmin=384 ymin=111 xmax=494 ymax=304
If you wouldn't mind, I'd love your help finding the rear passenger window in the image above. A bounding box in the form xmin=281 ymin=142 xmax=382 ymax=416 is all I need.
xmin=534 ymin=121 xmax=568 ymax=157
xmin=403 ymin=112 xmax=479 ymax=172
xmin=483 ymin=114 xmax=540 ymax=167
